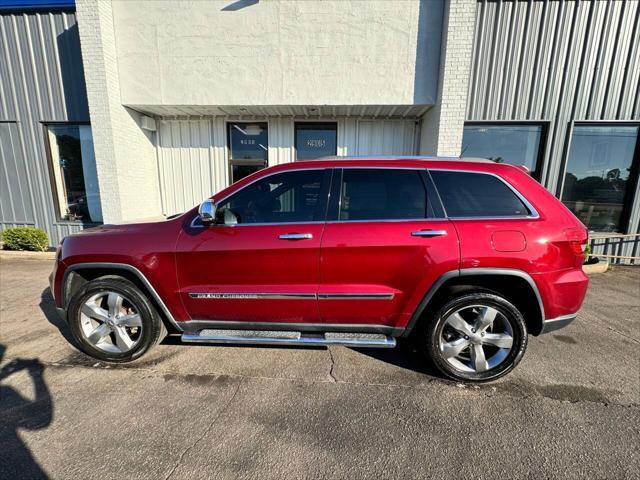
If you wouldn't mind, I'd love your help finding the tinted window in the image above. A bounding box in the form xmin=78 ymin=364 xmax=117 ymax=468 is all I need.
xmin=462 ymin=124 xmax=545 ymax=178
xmin=430 ymin=171 xmax=530 ymax=217
xmin=228 ymin=123 xmax=268 ymax=183
xmin=218 ymin=170 xmax=326 ymax=224
xmin=295 ymin=123 xmax=337 ymax=160
xmin=561 ymin=125 xmax=639 ymax=232
xmin=339 ymin=169 xmax=427 ymax=221
xmin=46 ymin=124 xmax=102 ymax=222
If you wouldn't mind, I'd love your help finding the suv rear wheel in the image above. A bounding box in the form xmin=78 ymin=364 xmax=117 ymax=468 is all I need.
xmin=67 ymin=277 xmax=166 ymax=362
xmin=424 ymin=292 xmax=528 ymax=382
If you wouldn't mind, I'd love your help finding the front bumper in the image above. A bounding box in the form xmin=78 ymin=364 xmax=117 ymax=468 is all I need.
xmin=540 ymin=313 xmax=576 ymax=334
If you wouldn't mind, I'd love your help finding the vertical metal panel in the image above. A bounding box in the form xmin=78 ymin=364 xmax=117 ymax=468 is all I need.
xmin=156 ymin=117 xmax=419 ymax=216
xmin=268 ymin=118 xmax=294 ymax=166
xmin=157 ymin=119 xmax=214 ymax=216
xmin=337 ymin=118 xmax=358 ymax=155
xmin=467 ymin=0 xmax=640 ymax=262
xmin=356 ymin=120 xmax=417 ymax=156
xmin=0 ymin=122 xmax=34 ymax=223
xmin=0 ymin=11 xmax=90 ymax=246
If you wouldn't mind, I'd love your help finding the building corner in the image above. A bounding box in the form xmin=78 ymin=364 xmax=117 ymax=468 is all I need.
xmin=419 ymin=0 xmax=476 ymax=157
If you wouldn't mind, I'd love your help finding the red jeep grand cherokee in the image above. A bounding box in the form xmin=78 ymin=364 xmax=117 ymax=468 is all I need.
xmin=49 ymin=157 xmax=589 ymax=382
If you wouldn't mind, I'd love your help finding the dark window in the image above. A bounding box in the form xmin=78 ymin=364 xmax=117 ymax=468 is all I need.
xmin=45 ymin=123 xmax=101 ymax=223
xmin=228 ymin=122 xmax=268 ymax=183
xmin=462 ymin=123 xmax=546 ymax=178
xmin=339 ymin=169 xmax=427 ymax=221
xmin=218 ymin=169 xmax=327 ymax=224
xmin=295 ymin=123 xmax=337 ymax=160
xmin=561 ymin=124 xmax=639 ymax=232
xmin=430 ymin=171 xmax=530 ymax=218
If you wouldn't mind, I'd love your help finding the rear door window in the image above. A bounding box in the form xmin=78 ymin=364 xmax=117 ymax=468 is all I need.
xmin=429 ymin=170 xmax=531 ymax=218
xmin=338 ymin=169 xmax=428 ymax=221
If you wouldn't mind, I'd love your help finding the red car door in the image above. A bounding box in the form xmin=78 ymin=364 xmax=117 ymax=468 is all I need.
xmin=318 ymin=168 xmax=459 ymax=330
xmin=175 ymin=168 xmax=331 ymax=323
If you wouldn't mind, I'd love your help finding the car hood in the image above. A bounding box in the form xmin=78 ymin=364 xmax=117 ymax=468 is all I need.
xmin=74 ymin=216 xmax=174 ymax=236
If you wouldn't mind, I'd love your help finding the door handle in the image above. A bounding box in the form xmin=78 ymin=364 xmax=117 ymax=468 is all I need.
xmin=279 ymin=233 xmax=313 ymax=240
xmin=411 ymin=229 xmax=448 ymax=237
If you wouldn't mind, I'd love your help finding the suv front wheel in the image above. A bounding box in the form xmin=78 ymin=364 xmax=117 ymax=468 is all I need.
xmin=67 ymin=277 xmax=166 ymax=363
xmin=425 ymin=292 xmax=528 ymax=382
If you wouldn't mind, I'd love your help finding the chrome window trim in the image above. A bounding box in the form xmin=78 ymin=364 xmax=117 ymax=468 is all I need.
xmin=190 ymin=217 xmax=325 ymax=229
xmin=427 ymin=168 xmax=540 ymax=220
xmin=325 ymin=218 xmax=445 ymax=225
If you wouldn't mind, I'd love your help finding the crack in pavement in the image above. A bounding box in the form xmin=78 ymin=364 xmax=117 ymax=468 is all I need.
xmin=327 ymin=347 xmax=337 ymax=383
xmin=163 ymin=378 xmax=242 ymax=480
xmin=23 ymin=359 xmax=639 ymax=411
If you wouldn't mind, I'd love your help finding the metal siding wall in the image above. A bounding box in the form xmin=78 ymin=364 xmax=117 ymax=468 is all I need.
xmin=0 ymin=11 xmax=90 ymax=246
xmin=356 ymin=120 xmax=417 ymax=156
xmin=468 ymin=0 xmax=640 ymax=263
xmin=0 ymin=122 xmax=34 ymax=223
xmin=156 ymin=117 xmax=419 ymax=216
xmin=157 ymin=119 xmax=214 ymax=217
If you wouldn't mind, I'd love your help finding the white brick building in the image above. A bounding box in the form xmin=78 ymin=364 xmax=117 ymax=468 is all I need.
xmin=1 ymin=0 xmax=639 ymax=261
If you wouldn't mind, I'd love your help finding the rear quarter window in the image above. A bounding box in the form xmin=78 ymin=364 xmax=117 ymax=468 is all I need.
xmin=429 ymin=170 xmax=532 ymax=218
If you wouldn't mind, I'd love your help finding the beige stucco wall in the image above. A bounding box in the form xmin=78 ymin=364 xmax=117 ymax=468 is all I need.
xmin=111 ymin=0 xmax=443 ymax=108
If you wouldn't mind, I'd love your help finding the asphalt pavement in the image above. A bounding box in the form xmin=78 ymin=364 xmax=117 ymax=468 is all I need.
xmin=1 ymin=254 xmax=638 ymax=479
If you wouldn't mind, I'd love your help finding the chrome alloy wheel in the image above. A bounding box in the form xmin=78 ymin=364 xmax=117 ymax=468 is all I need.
xmin=438 ymin=305 xmax=514 ymax=373
xmin=79 ymin=292 xmax=143 ymax=353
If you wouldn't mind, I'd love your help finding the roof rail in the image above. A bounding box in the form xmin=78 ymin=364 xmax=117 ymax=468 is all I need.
xmin=316 ymin=155 xmax=496 ymax=163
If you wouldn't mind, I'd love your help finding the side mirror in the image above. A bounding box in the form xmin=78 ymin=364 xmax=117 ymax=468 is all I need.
xmin=198 ymin=199 xmax=217 ymax=225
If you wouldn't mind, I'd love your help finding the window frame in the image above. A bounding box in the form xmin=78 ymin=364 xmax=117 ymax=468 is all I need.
xmin=201 ymin=168 xmax=332 ymax=227
xmin=294 ymin=121 xmax=338 ymax=161
xmin=326 ymin=167 xmax=439 ymax=223
xmin=427 ymin=168 xmax=540 ymax=220
xmin=42 ymin=121 xmax=101 ymax=225
xmin=226 ymin=121 xmax=269 ymax=185
xmin=558 ymin=120 xmax=640 ymax=233
xmin=462 ymin=121 xmax=549 ymax=180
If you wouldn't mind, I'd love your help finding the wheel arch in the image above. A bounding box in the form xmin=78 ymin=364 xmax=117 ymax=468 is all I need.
xmin=404 ymin=268 xmax=545 ymax=337
xmin=62 ymin=263 xmax=183 ymax=333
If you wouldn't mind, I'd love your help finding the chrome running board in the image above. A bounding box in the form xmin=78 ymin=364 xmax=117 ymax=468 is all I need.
xmin=181 ymin=329 xmax=396 ymax=348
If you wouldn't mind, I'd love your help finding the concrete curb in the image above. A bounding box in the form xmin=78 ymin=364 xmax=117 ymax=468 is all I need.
xmin=0 ymin=250 xmax=56 ymax=260
xmin=583 ymin=261 xmax=609 ymax=275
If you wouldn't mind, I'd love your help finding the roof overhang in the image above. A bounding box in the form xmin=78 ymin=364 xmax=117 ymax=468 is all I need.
xmin=126 ymin=104 xmax=432 ymax=119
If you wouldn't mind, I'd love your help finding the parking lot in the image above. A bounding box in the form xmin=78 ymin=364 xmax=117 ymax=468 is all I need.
xmin=0 ymin=254 xmax=638 ymax=479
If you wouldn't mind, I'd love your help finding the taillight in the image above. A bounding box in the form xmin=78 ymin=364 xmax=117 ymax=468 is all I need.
xmin=563 ymin=227 xmax=588 ymax=264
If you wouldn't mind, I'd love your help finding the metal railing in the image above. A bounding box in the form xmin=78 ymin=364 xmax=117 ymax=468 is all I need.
xmin=588 ymin=233 xmax=640 ymax=264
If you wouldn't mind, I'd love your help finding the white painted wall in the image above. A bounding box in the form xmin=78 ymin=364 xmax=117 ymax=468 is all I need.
xmin=76 ymin=0 xmax=162 ymax=223
xmin=419 ymin=0 xmax=476 ymax=157
xmin=157 ymin=117 xmax=418 ymax=216
xmin=111 ymin=0 xmax=443 ymax=108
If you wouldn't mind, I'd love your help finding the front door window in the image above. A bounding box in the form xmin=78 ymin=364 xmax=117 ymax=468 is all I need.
xmin=217 ymin=169 xmax=328 ymax=224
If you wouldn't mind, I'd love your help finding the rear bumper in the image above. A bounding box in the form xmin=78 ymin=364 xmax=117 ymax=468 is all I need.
xmin=532 ymin=268 xmax=589 ymax=324
xmin=540 ymin=313 xmax=576 ymax=334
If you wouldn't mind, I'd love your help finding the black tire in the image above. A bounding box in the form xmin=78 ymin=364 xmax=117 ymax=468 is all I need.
xmin=423 ymin=292 xmax=528 ymax=382
xmin=67 ymin=277 xmax=166 ymax=363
